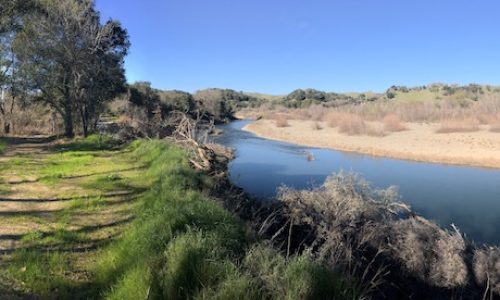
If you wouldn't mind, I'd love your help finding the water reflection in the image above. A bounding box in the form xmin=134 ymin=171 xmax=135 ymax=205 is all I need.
xmin=213 ymin=120 xmax=500 ymax=245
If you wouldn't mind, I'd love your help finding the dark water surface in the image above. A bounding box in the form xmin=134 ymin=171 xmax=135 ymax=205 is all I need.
xmin=213 ymin=120 xmax=500 ymax=245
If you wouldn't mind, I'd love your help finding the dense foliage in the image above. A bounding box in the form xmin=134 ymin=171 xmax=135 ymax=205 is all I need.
xmin=1 ymin=0 xmax=129 ymax=137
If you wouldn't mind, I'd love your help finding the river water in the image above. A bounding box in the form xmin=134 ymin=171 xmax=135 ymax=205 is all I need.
xmin=213 ymin=120 xmax=500 ymax=245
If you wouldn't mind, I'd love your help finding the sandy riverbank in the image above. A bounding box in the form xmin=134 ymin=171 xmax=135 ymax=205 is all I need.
xmin=243 ymin=119 xmax=500 ymax=169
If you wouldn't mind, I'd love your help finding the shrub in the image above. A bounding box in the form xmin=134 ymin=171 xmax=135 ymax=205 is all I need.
xmin=383 ymin=114 xmax=408 ymax=132
xmin=275 ymin=115 xmax=289 ymax=127
xmin=335 ymin=113 xmax=386 ymax=136
xmin=473 ymin=247 xmax=500 ymax=296
xmin=338 ymin=114 xmax=367 ymax=135
xmin=490 ymin=124 xmax=500 ymax=133
xmin=435 ymin=118 xmax=480 ymax=133
xmin=390 ymin=219 xmax=467 ymax=288
xmin=311 ymin=122 xmax=322 ymax=130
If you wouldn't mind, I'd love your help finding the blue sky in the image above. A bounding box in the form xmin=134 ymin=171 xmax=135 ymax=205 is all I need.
xmin=96 ymin=0 xmax=500 ymax=94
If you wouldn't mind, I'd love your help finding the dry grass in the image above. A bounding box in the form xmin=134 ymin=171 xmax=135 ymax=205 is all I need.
xmin=255 ymin=94 xmax=500 ymax=136
xmin=390 ymin=219 xmax=468 ymax=288
xmin=274 ymin=115 xmax=289 ymax=127
xmin=311 ymin=122 xmax=322 ymax=130
xmin=332 ymin=113 xmax=386 ymax=136
xmin=338 ymin=115 xmax=366 ymax=135
xmin=490 ymin=124 xmax=500 ymax=133
xmin=0 ymin=100 xmax=61 ymax=136
xmin=435 ymin=118 xmax=480 ymax=133
xmin=473 ymin=247 xmax=500 ymax=296
xmin=383 ymin=114 xmax=408 ymax=132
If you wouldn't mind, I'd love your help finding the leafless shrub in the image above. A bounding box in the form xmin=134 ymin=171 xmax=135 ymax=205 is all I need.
xmin=365 ymin=126 xmax=387 ymax=137
xmin=383 ymin=114 xmax=408 ymax=132
xmin=307 ymin=104 xmax=326 ymax=121
xmin=267 ymin=171 xmax=488 ymax=298
xmin=311 ymin=122 xmax=322 ymax=130
xmin=332 ymin=113 xmax=387 ymax=136
xmin=275 ymin=115 xmax=289 ymax=127
xmin=0 ymin=99 xmax=61 ymax=136
xmin=272 ymin=172 xmax=410 ymax=297
xmin=278 ymin=172 xmax=405 ymax=264
xmin=324 ymin=111 xmax=342 ymax=128
xmin=387 ymin=218 xmax=468 ymax=288
xmin=337 ymin=114 xmax=367 ymax=135
xmin=430 ymin=227 xmax=468 ymax=287
xmin=435 ymin=118 xmax=480 ymax=133
xmin=115 ymin=115 xmax=133 ymax=125
xmin=490 ymin=124 xmax=500 ymax=133
xmin=473 ymin=247 xmax=500 ymax=296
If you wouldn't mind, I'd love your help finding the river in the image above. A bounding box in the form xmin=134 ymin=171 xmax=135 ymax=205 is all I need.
xmin=213 ymin=120 xmax=500 ymax=245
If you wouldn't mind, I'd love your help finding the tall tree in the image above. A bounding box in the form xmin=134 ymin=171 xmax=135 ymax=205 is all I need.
xmin=0 ymin=0 xmax=36 ymax=133
xmin=13 ymin=0 xmax=129 ymax=137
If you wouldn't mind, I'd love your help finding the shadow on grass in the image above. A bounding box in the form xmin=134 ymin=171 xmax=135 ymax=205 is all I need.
xmin=1 ymin=136 xmax=58 ymax=146
xmin=0 ymin=234 xmax=120 ymax=255
xmin=0 ymin=190 xmax=139 ymax=203
xmin=50 ymin=135 xmax=118 ymax=153
xmin=0 ymin=216 xmax=134 ymax=242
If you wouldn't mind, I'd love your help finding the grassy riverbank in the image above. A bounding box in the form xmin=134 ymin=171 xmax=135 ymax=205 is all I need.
xmin=0 ymin=136 xmax=359 ymax=299
xmin=0 ymin=138 xmax=6 ymax=155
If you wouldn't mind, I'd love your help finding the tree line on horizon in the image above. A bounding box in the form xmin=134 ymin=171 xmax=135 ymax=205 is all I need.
xmin=2 ymin=0 xmax=498 ymax=137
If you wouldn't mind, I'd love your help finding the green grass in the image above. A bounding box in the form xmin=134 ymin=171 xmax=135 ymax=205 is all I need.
xmin=391 ymin=89 xmax=443 ymax=102
xmin=0 ymin=138 xmax=6 ymax=154
xmin=1 ymin=138 xmax=361 ymax=299
xmin=93 ymin=140 xmax=361 ymax=300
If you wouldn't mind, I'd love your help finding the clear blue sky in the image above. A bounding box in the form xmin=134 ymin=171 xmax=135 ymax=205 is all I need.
xmin=96 ymin=0 xmax=500 ymax=94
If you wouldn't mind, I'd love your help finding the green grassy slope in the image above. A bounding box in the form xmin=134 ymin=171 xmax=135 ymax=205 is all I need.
xmin=0 ymin=137 xmax=360 ymax=300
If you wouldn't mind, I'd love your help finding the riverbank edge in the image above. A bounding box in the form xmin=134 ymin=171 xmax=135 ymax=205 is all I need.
xmin=242 ymin=119 xmax=500 ymax=169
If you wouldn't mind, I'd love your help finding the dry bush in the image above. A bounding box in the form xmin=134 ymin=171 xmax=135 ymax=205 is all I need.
xmin=430 ymin=229 xmax=468 ymax=287
xmin=274 ymin=173 xmax=408 ymax=296
xmin=275 ymin=115 xmax=289 ymax=127
xmin=388 ymin=219 xmax=467 ymax=288
xmin=260 ymin=171 xmax=500 ymax=298
xmin=311 ymin=122 xmax=322 ymax=130
xmin=323 ymin=111 xmax=343 ymax=128
xmin=278 ymin=172 xmax=405 ymax=264
xmin=338 ymin=114 xmax=367 ymax=135
xmin=383 ymin=114 xmax=408 ymax=132
xmin=115 ymin=115 xmax=133 ymax=125
xmin=1 ymin=100 xmax=61 ymax=136
xmin=288 ymin=108 xmax=310 ymax=120
xmin=107 ymin=98 xmax=129 ymax=116
xmin=473 ymin=247 xmax=500 ymax=295
xmin=333 ymin=113 xmax=386 ymax=136
xmin=307 ymin=104 xmax=326 ymax=121
xmin=490 ymin=124 xmax=500 ymax=133
xmin=365 ymin=126 xmax=387 ymax=137
xmin=435 ymin=118 xmax=480 ymax=133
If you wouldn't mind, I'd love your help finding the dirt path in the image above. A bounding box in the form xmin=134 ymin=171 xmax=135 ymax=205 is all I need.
xmin=0 ymin=136 xmax=144 ymax=297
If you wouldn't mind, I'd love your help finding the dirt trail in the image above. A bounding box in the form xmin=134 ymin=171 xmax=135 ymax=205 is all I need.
xmin=0 ymin=136 xmax=138 ymax=262
xmin=1 ymin=136 xmax=57 ymax=157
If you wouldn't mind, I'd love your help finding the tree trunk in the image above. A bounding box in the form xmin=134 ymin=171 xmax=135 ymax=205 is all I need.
xmin=63 ymin=97 xmax=74 ymax=138
xmin=64 ymin=113 xmax=74 ymax=138
xmin=80 ymin=105 xmax=88 ymax=137
xmin=7 ymin=96 xmax=15 ymax=135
